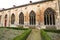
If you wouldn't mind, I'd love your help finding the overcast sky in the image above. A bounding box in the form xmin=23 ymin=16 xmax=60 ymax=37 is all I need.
xmin=0 ymin=0 xmax=42 ymax=9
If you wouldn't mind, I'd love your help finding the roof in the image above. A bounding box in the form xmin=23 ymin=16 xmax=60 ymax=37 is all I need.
xmin=0 ymin=0 xmax=53 ymax=12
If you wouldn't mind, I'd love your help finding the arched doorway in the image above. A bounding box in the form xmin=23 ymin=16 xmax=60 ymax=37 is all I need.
xmin=5 ymin=14 xmax=7 ymax=27
xmin=44 ymin=8 xmax=55 ymax=25
xmin=19 ymin=12 xmax=24 ymax=24
xmin=29 ymin=11 xmax=36 ymax=25
xmin=11 ymin=14 xmax=15 ymax=24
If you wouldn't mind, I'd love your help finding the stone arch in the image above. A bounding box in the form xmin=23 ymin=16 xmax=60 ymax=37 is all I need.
xmin=29 ymin=10 xmax=36 ymax=25
xmin=19 ymin=12 xmax=24 ymax=24
xmin=5 ymin=14 xmax=7 ymax=18
xmin=44 ymin=8 xmax=56 ymax=25
xmin=11 ymin=13 xmax=15 ymax=24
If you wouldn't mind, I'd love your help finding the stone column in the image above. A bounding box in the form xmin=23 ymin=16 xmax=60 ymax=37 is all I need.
xmin=46 ymin=15 xmax=47 ymax=25
xmin=49 ymin=15 xmax=50 ymax=25
xmin=24 ymin=13 xmax=29 ymax=28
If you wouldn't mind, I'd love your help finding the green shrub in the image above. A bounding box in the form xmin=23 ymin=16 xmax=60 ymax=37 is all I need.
xmin=13 ymin=29 xmax=32 ymax=40
xmin=0 ymin=27 xmax=28 ymax=30
xmin=40 ymin=29 xmax=51 ymax=40
xmin=44 ymin=29 xmax=60 ymax=33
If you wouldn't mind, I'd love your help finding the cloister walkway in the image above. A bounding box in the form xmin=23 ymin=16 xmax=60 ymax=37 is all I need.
xmin=26 ymin=29 xmax=41 ymax=40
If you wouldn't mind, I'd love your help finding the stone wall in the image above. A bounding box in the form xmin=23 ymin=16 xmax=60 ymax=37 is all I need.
xmin=0 ymin=0 xmax=60 ymax=29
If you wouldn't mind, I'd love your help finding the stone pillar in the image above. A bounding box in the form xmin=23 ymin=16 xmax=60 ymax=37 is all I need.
xmin=24 ymin=14 xmax=29 ymax=28
xmin=49 ymin=15 xmax=50 ymax=25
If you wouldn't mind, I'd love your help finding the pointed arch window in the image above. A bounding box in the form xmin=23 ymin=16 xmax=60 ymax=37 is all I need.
xmin=19 ymin=12 xmax=24 ymax=24
xmin=11 ymin=14 xmax=15 ymax=24
xmin=29 ymin=11 xmax=36 ymax=25
xmin=44 ymin=8 xmax=55 ymax=25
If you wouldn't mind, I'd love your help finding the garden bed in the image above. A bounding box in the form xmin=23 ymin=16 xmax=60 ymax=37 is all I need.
xmin=40 ymin=29 xmax=60 ymax=40
xmin=0 ymin=27 xmax=31 ymax=40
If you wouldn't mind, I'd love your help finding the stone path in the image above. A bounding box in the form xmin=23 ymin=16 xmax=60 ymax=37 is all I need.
xmin=26 ymin=29 xmax=41 ymax=40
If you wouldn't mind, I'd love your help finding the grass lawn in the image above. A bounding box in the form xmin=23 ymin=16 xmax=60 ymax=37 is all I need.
xmin=0 ymin=27 xmax=31 ymax=40
xmin=45 ymin=30 xmax=60 ymax=40
xmin=47 ymin=32 xmax=60 ymax=40
xmin=40 ymin=29 xmax=60 ymax=40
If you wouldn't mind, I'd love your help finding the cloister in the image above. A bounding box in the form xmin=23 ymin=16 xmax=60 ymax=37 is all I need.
xmin=0 ymin=0 xmax=60 ymax=29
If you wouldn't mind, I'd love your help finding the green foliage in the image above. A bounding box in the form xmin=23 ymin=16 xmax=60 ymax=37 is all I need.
xmin=0 ymin=27 xmax=28 ymax=30
xmin=13 ymin=29 xmax=32 ymax=40
xmin=40 ymin=29 xmax=52 ymax=40
xmin=44 ymin=29 xmax=60 ymax=33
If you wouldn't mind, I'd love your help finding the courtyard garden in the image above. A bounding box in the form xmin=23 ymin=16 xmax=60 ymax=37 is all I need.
xmin=0 ymin=27 xmax=60 ymax=40
xmin=0 ymin=27 xmax=31 ymax=40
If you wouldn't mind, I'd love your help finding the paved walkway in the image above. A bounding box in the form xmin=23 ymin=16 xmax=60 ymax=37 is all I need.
xmin=26 ymin=29 xmax=41 ymax=40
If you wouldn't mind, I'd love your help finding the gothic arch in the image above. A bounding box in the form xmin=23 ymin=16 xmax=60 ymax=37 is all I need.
xmin=5 ymin=14 xmax=7 ymax=19
xmin=11 ymin=13 xmax=15 ymax=24
xmin=29 ymin=11 xmax=36 ymax=25
xmin=44 ymin=8 xmax=56 ymax=25
xmin=19 ymin=12 xmax=24 ymax=24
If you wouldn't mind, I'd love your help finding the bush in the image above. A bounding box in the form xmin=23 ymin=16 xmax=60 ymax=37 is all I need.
xmin=13 ymin=29 xmax=32 ymax=40
xmin=44 ymin=29 xmax=60 ymax=33
xmin=40 ymin=29 xmax=51 ymax=40
xmin=0 ymin=27 xmax=28 ymax=30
